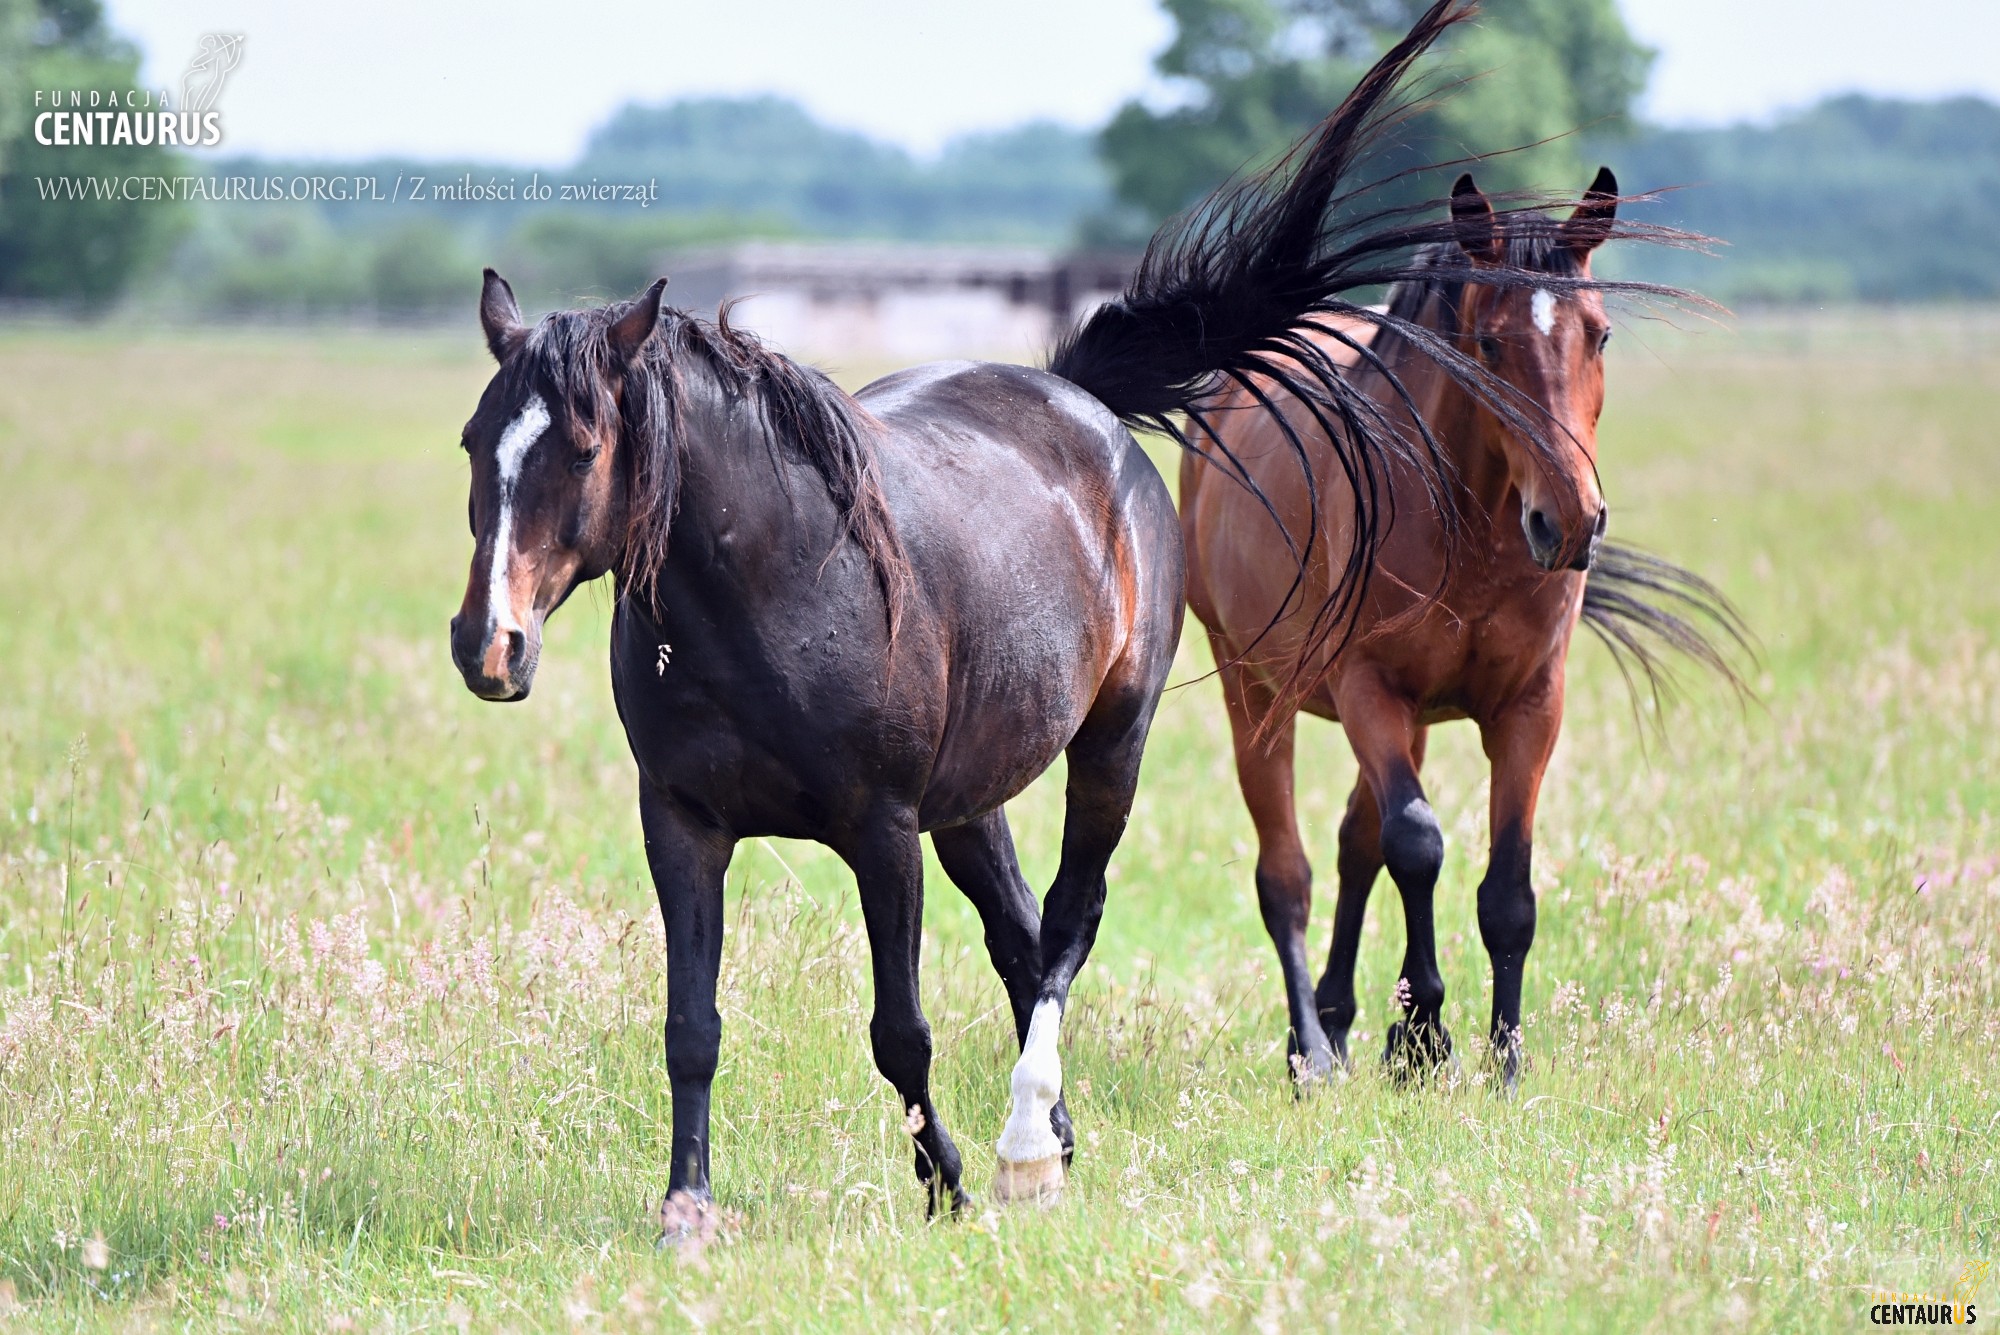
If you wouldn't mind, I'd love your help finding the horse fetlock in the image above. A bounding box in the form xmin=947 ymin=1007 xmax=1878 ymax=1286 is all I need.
xmin=1487 ymin=1023 xmax=1526 ymax=1094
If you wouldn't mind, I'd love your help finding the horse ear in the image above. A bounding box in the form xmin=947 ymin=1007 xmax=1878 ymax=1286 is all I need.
xmin=480 ymin=269 xmax=525 ymax=363
xmin=1563 ymin=166 xmax=1619 ymax=260
xmin=1450 ymin=173 xmax=1501 ymax=264
xmin=609 ymin=277 xmax=669 ymax=364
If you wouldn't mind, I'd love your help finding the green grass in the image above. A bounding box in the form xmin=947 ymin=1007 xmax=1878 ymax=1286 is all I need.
xmin=0 ymin=311 xmax=1994 ymax=1331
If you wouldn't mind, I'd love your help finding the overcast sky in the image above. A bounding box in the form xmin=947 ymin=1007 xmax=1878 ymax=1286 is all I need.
xmin=100 ymin=0 xmax=2000 ymax=164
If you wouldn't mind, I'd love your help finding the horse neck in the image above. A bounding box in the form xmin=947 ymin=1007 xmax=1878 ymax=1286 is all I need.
xmin=629 ymin=352 xmax=840 ymax=591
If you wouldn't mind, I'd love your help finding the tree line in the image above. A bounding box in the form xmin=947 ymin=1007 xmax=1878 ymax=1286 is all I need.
xmin=3 ymin=0 xmax=1995 ymax=314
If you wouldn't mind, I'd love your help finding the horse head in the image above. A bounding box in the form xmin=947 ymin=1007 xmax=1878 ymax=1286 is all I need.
xmin=1448 ymin=168 xmax=1620 ymax=572
xmin=449 ymin=270 xmax=665 ymax=700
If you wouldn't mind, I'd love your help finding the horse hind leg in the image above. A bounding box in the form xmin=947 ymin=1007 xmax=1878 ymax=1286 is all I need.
xmin=1316 ymin=727 xmax=1425 ymax=1068
xmin=1214 ymin=651 xmax=1337 ymax=1087
xmin=994 ymin=655 xmax=1163 ymax=1204
xmin=1316 ymin=780 xmax=1380 ymax=1068
xmin=931 ymin=810 xmax=1073 ymax=1159
xmin=1336 ymin=681 xmax=1453 ymax=1083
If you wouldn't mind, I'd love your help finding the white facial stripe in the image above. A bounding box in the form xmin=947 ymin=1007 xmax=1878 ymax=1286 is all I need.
xmin=996 ymin=998 xmax=1065 ymax=1164
xmin=1531 ymin=289 xmax=1558 ymax=337
xmin=486 ymin=394 xmax=550 ymax=631
xmin=495 ymin=393 xmax=550 ymax=488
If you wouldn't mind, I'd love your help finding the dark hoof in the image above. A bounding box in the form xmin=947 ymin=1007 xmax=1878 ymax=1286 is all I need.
xmin=1382 ymin=1019 xmax=1457 ymax=1086
xmin=1051 ymin=1096 xmax=1076 ymax=1167
xmin=1287 ymin=1040 xmax=1340 ymax=1094
xmin=925 ymin=1178 xmax=972 ymax=1219
xmin=657 ymin=1189 xmax=719 ymax=1252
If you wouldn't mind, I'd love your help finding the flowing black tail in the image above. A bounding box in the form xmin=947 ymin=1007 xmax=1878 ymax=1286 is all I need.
xmin=1047 ymin=0 xmax=1540 ymax=675
xmin=1047 ymin=0 xmax=1472 ymax=432
xmin=1582 ymin=542 xmax=1756 ymax=726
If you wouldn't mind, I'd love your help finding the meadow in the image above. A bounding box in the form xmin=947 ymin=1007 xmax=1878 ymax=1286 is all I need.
xmin=0 ymin=306 xmax=1995 ymax=1331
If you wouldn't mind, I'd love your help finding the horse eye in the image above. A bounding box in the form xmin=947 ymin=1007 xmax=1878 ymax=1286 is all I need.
xmin=1598 ymin=328 xmax=1613 ymax=353
xmin=1477 ymin=334 xmax=1502 ymax=361
xmin=570 ymin=450 xmax=599 ymax=477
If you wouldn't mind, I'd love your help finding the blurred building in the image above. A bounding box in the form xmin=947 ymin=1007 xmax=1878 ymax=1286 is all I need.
xmin=662 ymin=242 xmax=1137 ymax=364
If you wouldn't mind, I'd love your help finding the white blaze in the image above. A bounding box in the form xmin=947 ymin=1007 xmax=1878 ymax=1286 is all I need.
xmin=487 ymin=394 xmax=550 ymax=631
xmin=996 ymin=998 xmax=1064 ymax=1164
xmin=1531 ymin=289 xmax=1558 ymax=337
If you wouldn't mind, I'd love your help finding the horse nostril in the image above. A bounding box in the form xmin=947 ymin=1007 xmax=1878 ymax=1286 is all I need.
xmin=1526 ymin=509 xmax=1561 ymax=557
xmin=504 ymin=628 xmax=526 ymax=670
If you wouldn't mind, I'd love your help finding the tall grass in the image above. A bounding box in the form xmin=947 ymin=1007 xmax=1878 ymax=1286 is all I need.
xmin=0 ymin=312 xmax=1994 ymax=1330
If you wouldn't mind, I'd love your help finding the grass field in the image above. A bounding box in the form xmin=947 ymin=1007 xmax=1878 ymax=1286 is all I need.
xmin=0 ymin=308 xmax=1996 ymax=1331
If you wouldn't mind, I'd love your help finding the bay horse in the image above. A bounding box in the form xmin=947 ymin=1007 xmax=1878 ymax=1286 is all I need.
xmin=446 ymin=2 xmax=1484 ymax=1222
xmin=1181 ymin=170 xmax=1746 ymax=1090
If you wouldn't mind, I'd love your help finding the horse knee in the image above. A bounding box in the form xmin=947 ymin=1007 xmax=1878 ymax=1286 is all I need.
xmin=1380 ymin=796 xmax=1443 ymax=889
xmin=665 ymin=1009 xmax=721 ymax=1085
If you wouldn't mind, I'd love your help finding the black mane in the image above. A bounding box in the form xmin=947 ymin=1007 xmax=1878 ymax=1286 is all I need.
xmin=504 ymin=302 xmax=907 ymax=622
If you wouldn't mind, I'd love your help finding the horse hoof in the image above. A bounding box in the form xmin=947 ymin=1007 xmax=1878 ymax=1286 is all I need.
xmin=1382 ymin=1020 xmax=1456 ymax=1086
xmin=993 ymin=1154 xmax=1066 ymax=1206
xmin=1289 ymin=1047 xmax=1340 ymax=1096
xmin=656 ymin=1189 xmax=718 ymax=1252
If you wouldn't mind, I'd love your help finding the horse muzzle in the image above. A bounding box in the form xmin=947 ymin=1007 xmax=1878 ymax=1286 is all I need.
xmin=1524 ymin=505 xmax=1607 ymax=573
xmin=450 ymin=612 xmax=540 ymax=701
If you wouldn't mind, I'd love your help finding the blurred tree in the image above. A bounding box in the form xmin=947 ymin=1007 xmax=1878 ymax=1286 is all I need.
xmin=576 ymin=97 xmax=1109 ymax=242
xmin=498 ymin=211 xmax=794 ymax=308
xmin=0 ymin=0 xmax=183 ymax=303
xmin=1605 ymin=94 xmax=2000 ymax=303
xmin=1096 ymin=0 xmax=1654 ymax=231
xmin=366 ymin=219 xmax=470 ymax=317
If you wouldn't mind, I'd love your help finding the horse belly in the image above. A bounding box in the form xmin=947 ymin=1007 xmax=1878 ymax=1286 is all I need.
xmin=917 ymin=587 xmax=1114 ymax=829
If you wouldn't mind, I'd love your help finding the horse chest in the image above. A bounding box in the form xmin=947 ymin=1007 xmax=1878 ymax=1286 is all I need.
xmin=609 ymin=610 xmax=930 ymax=839
xmin=1381 ymin=573 xmax=1579 ymax=717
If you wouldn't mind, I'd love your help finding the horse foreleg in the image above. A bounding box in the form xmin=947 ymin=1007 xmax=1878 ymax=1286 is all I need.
xmin=1478 ymin=677 xmax=1565 ymax=1093
xmin=1215 ymin=653 xmax=1336 ymax=1086
xmin=638 ymin=783 xmax=734 ymax=1239
xmin=843 ymin=809 xmax=969 ymax=1218
xmin=1336 ymin=677 xmax=1451 ymax=1081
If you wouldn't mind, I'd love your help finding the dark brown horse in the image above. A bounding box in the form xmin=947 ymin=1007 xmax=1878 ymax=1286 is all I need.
xmin=447 ymin=3 xmax=1483 ymax=1223
xmin=1182 ymin=171 xmax=1745 ymax=1090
